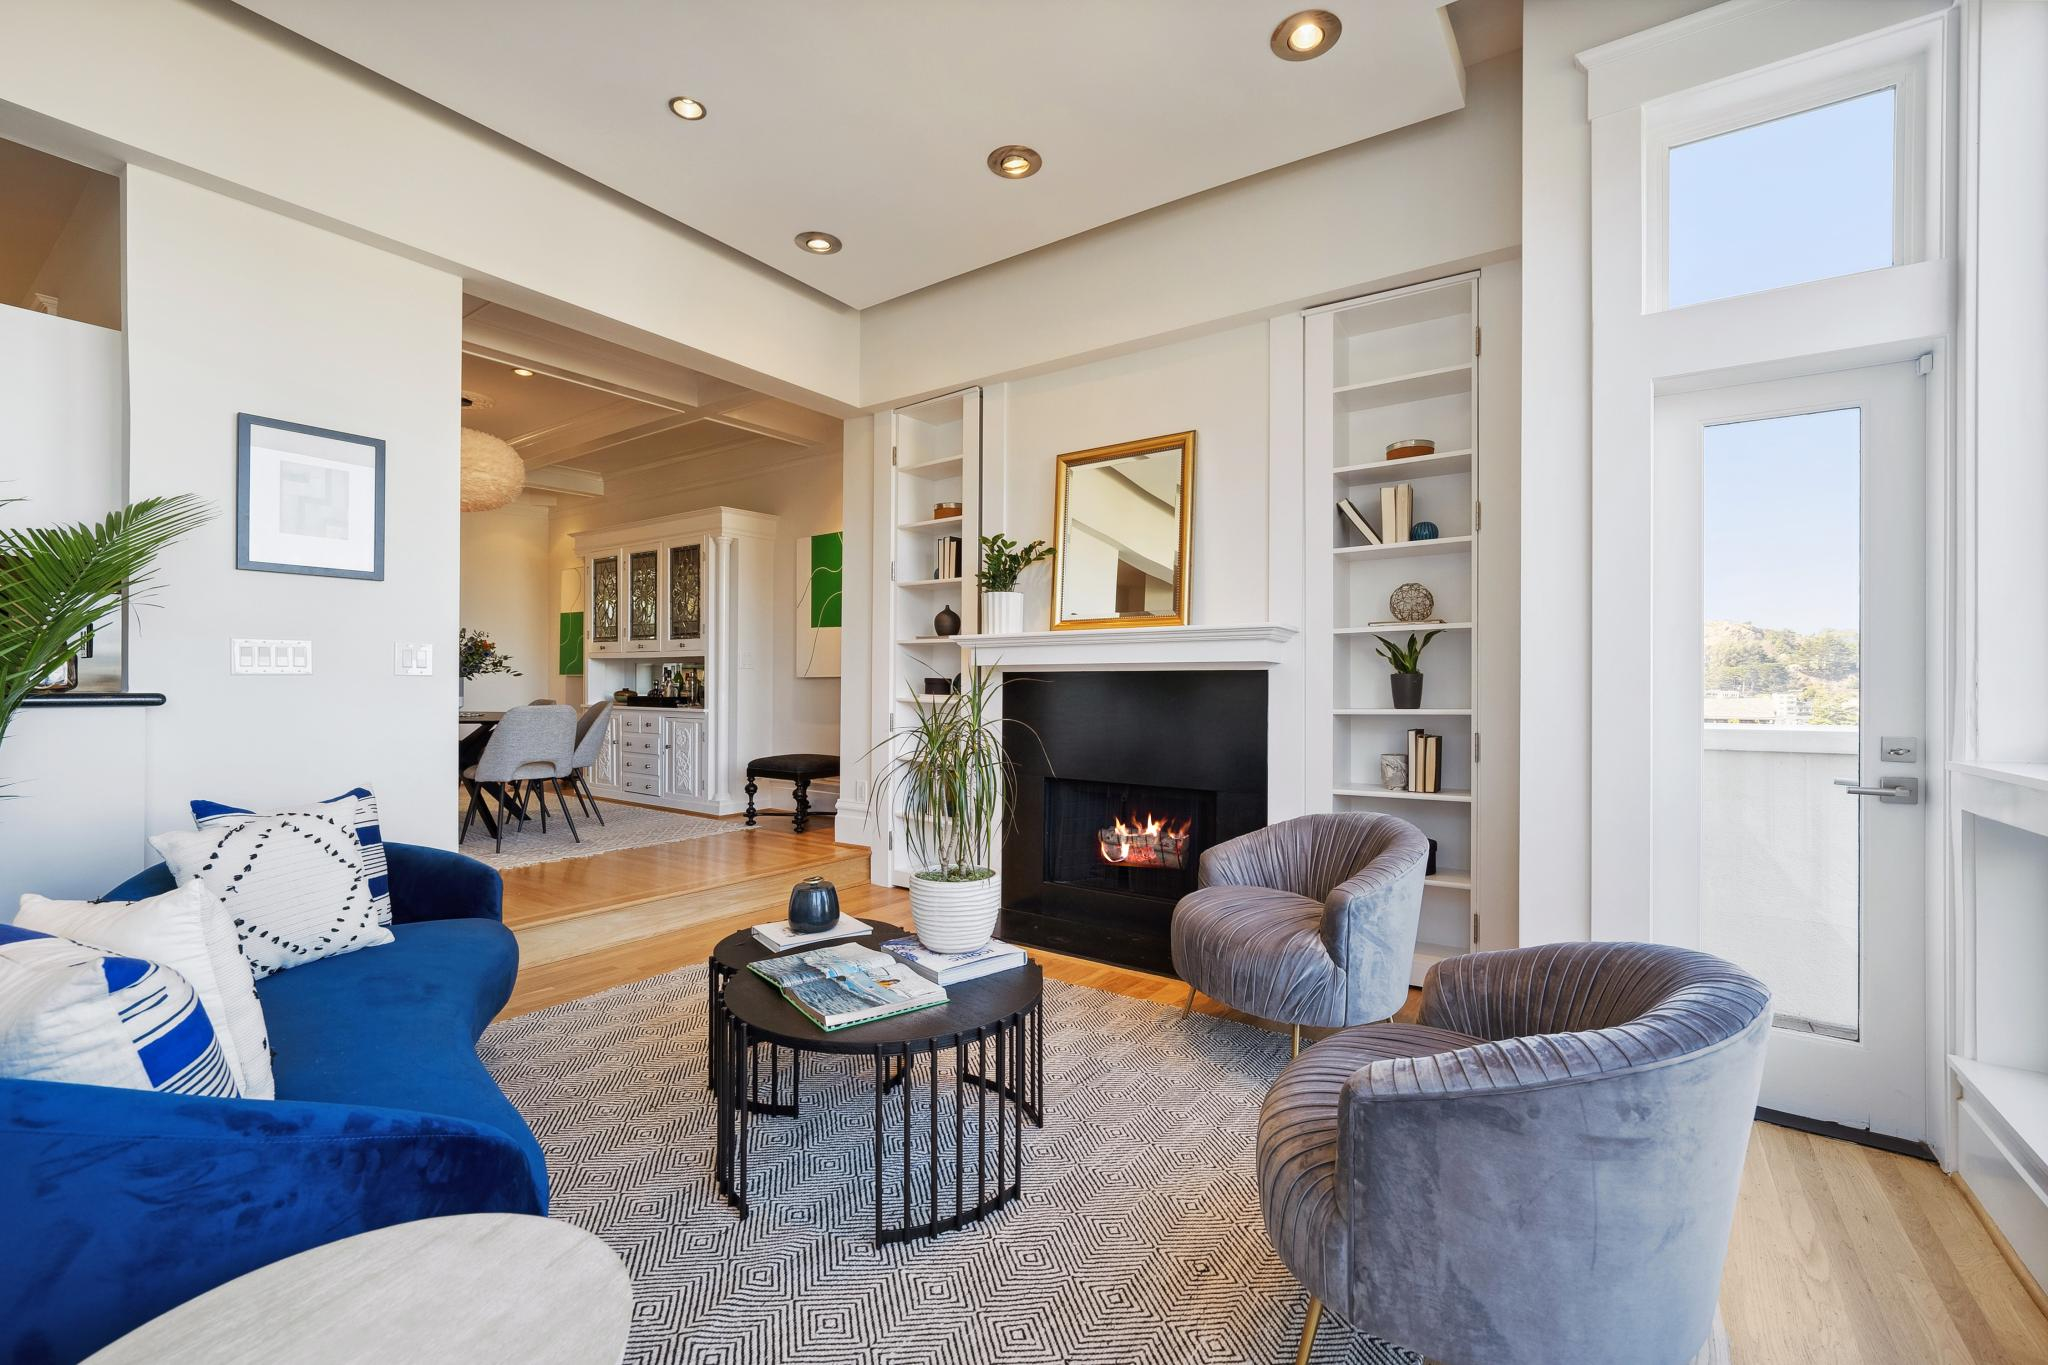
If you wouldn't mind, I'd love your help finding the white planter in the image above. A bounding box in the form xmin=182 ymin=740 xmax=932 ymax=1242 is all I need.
xmin=982 ymin=590 xmax=1024 ymax=635
xmin=910 ymin=871 xmax=1002 ymax=953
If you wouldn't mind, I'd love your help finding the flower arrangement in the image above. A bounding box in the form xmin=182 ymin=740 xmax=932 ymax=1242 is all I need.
xmin=458 ymin=628 xmax=521 ymax=682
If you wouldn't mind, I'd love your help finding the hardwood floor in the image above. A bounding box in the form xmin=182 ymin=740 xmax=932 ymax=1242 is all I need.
xmin=497 ymin=827 xmax=2048 ymax=1364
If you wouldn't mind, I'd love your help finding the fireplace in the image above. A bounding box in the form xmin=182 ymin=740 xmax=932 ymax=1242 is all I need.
xmin=1001 ymin=670 xmax=1266 ymax=975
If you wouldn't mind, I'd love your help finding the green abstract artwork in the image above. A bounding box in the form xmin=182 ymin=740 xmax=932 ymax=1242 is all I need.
xmin=559 ymin=610 xmax=585 ymax=675
xmin=799 ymin=531 xmax=842 ymax=677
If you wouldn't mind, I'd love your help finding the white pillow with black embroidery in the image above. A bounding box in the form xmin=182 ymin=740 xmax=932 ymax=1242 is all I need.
xmin=151 ymin=810 xmax=392 ymax=979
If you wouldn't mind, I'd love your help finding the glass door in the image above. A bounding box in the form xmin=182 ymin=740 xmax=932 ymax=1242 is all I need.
xmin=1654 ymin=362 xmax=1927 ymax=1139
xmin=589 ymin=552 xmax=619 ymax=647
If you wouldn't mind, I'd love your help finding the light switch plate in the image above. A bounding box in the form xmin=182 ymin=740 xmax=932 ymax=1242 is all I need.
xmin=231 ymin=638 xmax=313 ymax=675
xmin=395 ymin=643 xmax=433 ymax=675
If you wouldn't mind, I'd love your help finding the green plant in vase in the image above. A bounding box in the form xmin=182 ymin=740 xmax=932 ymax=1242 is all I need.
xmin=1 ymin=494 xmax=212 ymax=775
xmin=868 ymin=664 xmax=1042 ymax=951
xmin=1374 ymin=630 xmax=1441 ymax=711
xmin=976 ymin=533 xmax=1054 ymax=635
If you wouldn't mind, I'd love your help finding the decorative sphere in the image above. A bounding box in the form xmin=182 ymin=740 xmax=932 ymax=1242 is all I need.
xmin=460 ymin=428 xmax=525 ymax=512
xmin=1389 ymin=582 xmax=1435 ymax=623
xmin=1410 ymin=521 xmax=1440 ymax=540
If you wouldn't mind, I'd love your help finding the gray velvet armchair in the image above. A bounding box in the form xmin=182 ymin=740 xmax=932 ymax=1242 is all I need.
xmin=1171 ymin=813 xmax=1429 ymax=1051
xmin=1257 ymin=941 xmax=1771 ymax=1365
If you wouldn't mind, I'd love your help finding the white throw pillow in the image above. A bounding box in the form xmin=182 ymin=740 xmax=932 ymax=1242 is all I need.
xmin=18 ymin=882 xmax=273 ymax=1100
xmin=0 ymin=924 xmax=240 ymax=1098
xmin=152 ymin=809 xmax=391 ymax=979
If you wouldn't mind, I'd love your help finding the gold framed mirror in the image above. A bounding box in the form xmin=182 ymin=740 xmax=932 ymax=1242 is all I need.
xmin=1051 ymin=431 xmax=1194 ymax=630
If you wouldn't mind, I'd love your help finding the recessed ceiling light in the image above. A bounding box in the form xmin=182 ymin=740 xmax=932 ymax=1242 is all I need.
xmin=668 ymin=95 xmax=706 ymax=121
xmin=987 ymin=145 xmax=1042 ymax=179
xmin=511 ymin=367 xmax=535 ymax=378
xmin=1271 ymin=9 xmax=1341 ymax=60
xmin=795 ymin=231 xmax=842 ymax=255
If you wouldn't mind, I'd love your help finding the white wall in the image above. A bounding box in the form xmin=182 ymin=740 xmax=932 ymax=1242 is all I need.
xmin=124 ymin=167 xmax=462 ymax=845
xmin=550 ymin=443 xmax=844 ymax=803
xmin=996 ymin=324 xmax=1271 ymax=632
xmin=1517 ymin=0 xmax=1714 ymax=943
xmin=458 ymin=501 xmax=556 ymax=712
xmin=860 ymin=54 xmax=1522 ymax=407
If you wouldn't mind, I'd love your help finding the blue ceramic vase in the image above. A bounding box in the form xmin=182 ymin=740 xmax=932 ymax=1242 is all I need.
xmin=787 ymin=876 xmax=840 ymax=933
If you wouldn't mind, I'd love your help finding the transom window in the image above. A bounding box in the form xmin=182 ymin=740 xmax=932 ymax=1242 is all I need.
xmin=1666 ymin=87 xmax=1899 ymax=309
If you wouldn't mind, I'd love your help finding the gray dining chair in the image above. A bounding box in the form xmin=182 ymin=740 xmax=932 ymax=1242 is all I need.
xmin=1171 ymin=813 xmax=1429 ymax=1055
xmin=565 ymin=698 xmax=614 ymax=825
xmin=1258 ymin=941 xmax=1770 ymax=1365
xmin=462 ymin=702 xmax=579 ymax=851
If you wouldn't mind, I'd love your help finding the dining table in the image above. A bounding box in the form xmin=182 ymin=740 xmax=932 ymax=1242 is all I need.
xmin=458 ymin=711 xmax=507 ymax=839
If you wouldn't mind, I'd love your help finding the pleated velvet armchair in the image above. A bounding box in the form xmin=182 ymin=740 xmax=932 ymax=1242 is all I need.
xmin=1257 ymin=941 xmax=1771 ymax=1365
xmin=1170 ymin=813 xmax=1430 ymax=1054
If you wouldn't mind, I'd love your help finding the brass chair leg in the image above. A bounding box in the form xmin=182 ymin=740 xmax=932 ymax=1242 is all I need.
xmin=1182 ymin=984 xmax=1197 ymax=1019
xmin=1292 ymin=1023 xmax=1303 ymax=1058
xmin=1294 ymin=1297 xmax=1323 ymax=1365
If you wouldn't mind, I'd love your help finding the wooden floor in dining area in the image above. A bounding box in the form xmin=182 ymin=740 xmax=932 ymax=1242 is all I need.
xmin=496 ymin=819 xmax=2048 ymax=1365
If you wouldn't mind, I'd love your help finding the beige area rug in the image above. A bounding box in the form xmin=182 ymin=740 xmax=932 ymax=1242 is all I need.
xmin=457 ymin=794 xmax=744 ymax=871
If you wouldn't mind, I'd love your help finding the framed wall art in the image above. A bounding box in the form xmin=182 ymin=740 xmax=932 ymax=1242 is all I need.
xmin=236 ymin=413 xmax=386 ymax=580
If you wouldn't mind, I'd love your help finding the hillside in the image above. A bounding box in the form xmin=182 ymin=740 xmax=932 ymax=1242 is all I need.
xmin=1704 ymin=620 xmax=1859 ymax=725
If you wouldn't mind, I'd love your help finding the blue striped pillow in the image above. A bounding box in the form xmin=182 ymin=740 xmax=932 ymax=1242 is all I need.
xmin=0 ymin=924 xmax=240 ymax=1098
xmin=192 ymin=787 xmax=390 ymax=925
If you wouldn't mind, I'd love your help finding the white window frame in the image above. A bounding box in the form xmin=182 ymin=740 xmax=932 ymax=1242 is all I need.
xmin=1641 ymin=36 xmax=1938 ymax=313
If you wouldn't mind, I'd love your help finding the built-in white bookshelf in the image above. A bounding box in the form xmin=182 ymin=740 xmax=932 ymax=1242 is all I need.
xmin=1305 ymin=274 xmax=1482 ymax=986
xmin=872 ymin=387 xmax=982 ymax=886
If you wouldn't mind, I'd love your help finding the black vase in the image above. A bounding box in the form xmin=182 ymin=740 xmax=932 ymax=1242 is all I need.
xmin=787 ymin=876 xmax=840 ymax=933
xmin=934 ymin=604 xmax=961 ymax=638
xmin=1390 ymin=673 xmax=1424 ymax=709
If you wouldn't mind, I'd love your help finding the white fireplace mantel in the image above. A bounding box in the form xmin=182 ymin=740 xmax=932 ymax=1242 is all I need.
xmin=953 ymin=622 xmax=1297 ymax=670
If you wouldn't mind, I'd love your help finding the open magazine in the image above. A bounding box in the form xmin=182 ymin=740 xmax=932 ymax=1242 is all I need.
xmin=748 ymin=943 xmax=947 ymax=1031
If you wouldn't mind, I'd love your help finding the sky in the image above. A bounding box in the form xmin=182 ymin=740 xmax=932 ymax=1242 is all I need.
xmin=1702 ymin=406 xmax=1860 ymax=636
xmin=1668 ymin=87 xmax=1896 ymax=307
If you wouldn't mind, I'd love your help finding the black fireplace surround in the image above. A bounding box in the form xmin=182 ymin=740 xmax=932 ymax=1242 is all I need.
xmin=1001 ymin=670 xmax=1267 ymax=975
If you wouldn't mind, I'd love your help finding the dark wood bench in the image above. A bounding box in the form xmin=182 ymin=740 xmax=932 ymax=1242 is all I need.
xmin=744 ymin=753 xmax=839 ymax=834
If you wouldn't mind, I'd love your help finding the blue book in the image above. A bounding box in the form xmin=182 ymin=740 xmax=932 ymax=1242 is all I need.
xmin=880 ymin=936 xmax=1028 ymax=985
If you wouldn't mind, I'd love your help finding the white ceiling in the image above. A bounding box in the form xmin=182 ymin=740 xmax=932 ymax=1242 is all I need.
xmin=234 ymin=1 xmax=1477 ymax=309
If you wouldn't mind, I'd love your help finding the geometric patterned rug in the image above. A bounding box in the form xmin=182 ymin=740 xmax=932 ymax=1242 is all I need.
xmin=480 ymin=966 xmax=1422 ymax=1364
xmin=457 ymin=798 xmax=742 ymax=872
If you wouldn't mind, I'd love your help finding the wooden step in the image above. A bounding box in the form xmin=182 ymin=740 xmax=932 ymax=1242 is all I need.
xmin=512 ymin=845 xmax=871 ymax=969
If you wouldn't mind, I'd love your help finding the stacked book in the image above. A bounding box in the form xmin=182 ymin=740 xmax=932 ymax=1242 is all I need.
xmin=1406 ymin=728 xmax=1442 ymax=794
xmin=1334 ymin=483 xmax=1414 ymax=547
xmin=749 ymin=943 xmax=946 ymax=1031
xmin=880 ymin=936 xmax=1027 ymax=985
xmin=751 ymin=915 xmax=870 ymax=952
xmin=935 ymin=535 xmax=964 ymax=579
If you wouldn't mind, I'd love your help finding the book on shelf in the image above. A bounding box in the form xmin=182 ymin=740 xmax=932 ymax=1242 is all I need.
xmin=1336 ymin=498 xmax=1381 ymax=546
xmin=934 ymin=536 xmax=962 ymax=579
xmin=1405 ymin=729 xmax=1442 ymax=794
xmin=748 ymin=943 xmax=946 ymax=1031
xmin=1379 ymin=484 xmax=1414 ymax=544
xmin=1397 ymin=483 xmax=1413 ymax=541
xmin=880 ymin=935 xmax=1028 ymax=985
xmin=750 ymin=914 xmax=872 ymax=953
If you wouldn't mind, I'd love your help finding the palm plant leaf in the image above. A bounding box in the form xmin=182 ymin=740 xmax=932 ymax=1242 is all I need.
xmin=0 ymin=494 xmax=212 ymax=753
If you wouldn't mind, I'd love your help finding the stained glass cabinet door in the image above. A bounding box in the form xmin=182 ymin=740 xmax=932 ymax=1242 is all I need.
xmin=627 ymin=545 xmax=660 ymax=646
xmin=589 ymin=552 xmax=620 ymax=649
xmin=668 ymin=540 xmax=704 ymax=647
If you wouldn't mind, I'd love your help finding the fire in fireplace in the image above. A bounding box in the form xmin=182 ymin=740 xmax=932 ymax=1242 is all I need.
xmin=1096 ymin=812 xmax=1193 ymax=869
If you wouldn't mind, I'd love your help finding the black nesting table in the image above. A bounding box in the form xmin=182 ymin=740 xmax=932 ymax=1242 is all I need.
xmin=707 ymin=921 xmax=1044 ymax=1245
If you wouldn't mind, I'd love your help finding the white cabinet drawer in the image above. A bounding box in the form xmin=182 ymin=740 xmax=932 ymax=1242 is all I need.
xmin=621 ymin=735 xmax=658 ymax=755
xmin=621 ymin=753 xmax=660 ymax=776
xmin=619 ymin=774 xmax=660 ymax=796
xmin=620 ymin=713 xmax=659 ymax=735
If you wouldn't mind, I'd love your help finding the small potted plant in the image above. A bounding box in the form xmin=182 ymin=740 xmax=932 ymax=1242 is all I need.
xmin=977 ymin=533 xmax=1053 ymax=636
xmin=869 ymin=664 xmax=1035 ymax=952
xmin=1375 ymin=630 xmax=1441 ymax=710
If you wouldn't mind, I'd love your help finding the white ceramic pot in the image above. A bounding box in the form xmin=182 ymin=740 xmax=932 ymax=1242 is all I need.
xmin=982 ymin=590 xmax=1024 ymax=635
xmin=910 ymin=871 xmax=1002 ymax=953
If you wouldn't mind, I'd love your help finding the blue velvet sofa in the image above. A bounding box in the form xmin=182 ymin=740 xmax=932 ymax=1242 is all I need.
xmin=0 ymin=842 xmax=547 ymax=1364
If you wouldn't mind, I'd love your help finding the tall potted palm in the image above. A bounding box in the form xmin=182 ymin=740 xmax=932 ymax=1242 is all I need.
xmin=1 ymin=495 xmax=211 ymax=762
xmin=869 ymin=664 xmax=1036 ymax=952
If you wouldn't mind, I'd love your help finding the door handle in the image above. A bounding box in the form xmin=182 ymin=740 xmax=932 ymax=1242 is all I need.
xmin=1834 ymin=776 xmax=1919 ymax=805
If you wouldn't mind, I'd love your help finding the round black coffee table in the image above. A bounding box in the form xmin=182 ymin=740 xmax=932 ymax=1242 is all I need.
xmin=707 ymin=921 xmax=1044 ymax=1245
